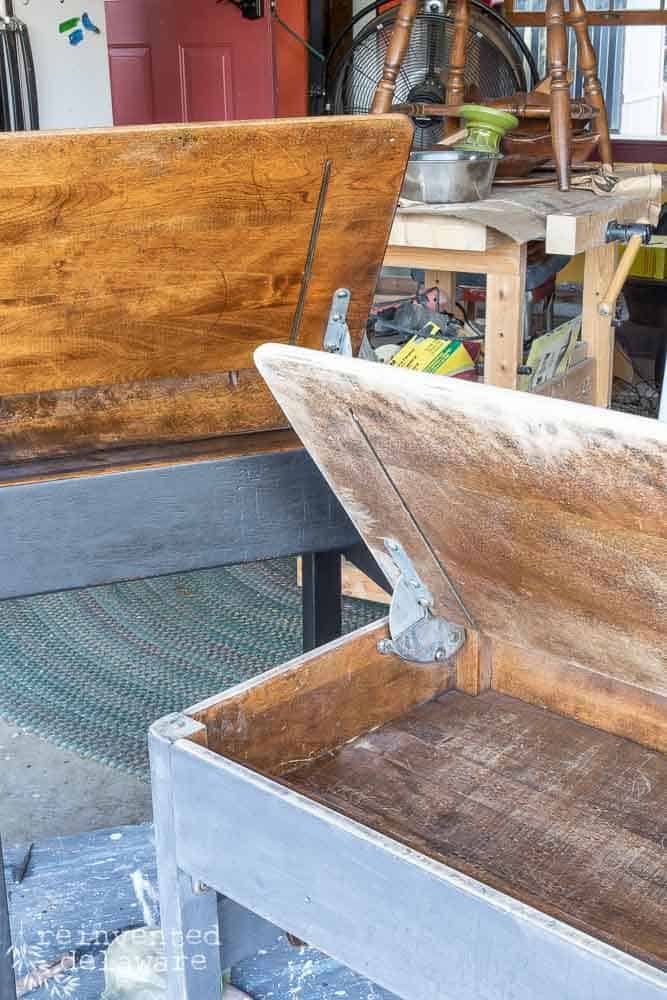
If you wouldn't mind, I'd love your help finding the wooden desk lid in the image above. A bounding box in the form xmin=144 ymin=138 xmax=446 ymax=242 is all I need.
xmin=256 ymin=344 xmax=667 ymax=698
xmin=0 ymin=116 xmax=412 ymax=464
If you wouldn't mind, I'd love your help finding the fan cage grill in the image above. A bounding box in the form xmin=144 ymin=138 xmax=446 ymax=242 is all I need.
xmin=331 ymin=11 xmax=529 ymax=149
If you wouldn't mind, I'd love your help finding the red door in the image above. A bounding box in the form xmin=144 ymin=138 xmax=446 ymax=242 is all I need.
xmin=105 ymin=0 xmax=276 ymax=126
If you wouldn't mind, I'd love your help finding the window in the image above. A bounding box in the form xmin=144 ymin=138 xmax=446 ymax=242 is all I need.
xmin=506 ymin=2 xmax=667 ymax=138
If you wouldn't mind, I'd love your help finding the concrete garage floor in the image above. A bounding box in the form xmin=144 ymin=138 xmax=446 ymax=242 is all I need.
xmin=0 ymin=717 xmax=152 ymax=846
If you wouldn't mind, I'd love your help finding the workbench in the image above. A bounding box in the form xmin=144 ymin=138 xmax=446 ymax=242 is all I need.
xmin=386 ymin=180 xmax=662 ymax=406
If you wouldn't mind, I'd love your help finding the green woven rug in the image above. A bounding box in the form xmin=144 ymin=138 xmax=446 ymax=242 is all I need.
xmin=0 ymin=559 xmax=384 ymax=776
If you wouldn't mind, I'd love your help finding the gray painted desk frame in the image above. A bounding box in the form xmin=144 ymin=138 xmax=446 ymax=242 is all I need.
xmin=149 ymin=708 xmax=667 ymax=1000
xmin=0 ymin=444 xmax=368 ymax=995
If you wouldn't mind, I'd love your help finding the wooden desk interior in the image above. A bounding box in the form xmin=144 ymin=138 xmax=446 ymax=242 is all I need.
xmin=285 ymin=689 xmax=667 ymax=972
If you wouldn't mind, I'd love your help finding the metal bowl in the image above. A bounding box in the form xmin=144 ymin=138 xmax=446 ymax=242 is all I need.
xmin=401 ymin=150 xmax=501 ymax=204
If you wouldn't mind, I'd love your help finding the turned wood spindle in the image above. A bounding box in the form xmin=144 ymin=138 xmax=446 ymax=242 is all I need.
xmin=568 ymin=0 xmax=614 ymax=172
xmin=371 ymin=0 xmax=419 ymax=114
xmin=545 ymin=0 xmax=572 ymax=191
xmin=444 ymin=0 xmax=471 ymax=136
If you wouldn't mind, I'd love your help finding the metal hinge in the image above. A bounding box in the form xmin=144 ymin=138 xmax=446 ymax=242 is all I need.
xmin=323 ymin=288 xmax=352 ymax=357
xmin=377 ymin=539 xmax=466 ymax=664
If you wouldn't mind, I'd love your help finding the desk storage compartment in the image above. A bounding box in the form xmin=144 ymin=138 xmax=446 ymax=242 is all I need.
xmin=188 ymin=618 xmax=667 ymax=976
xmin=154 ymin=343 xmax=665 ymax=1000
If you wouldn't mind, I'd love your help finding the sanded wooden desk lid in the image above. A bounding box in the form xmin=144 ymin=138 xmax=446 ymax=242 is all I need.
xmin=0 ymin=115 xmax=412 ymax=465
xmin=256 ymin=344 xmax=667 ymax=698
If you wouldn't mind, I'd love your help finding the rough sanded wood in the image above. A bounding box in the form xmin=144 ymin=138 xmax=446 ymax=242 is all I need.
xmin=189 ymin=619 xmax=454 ymax=776
xmin=287 ymin=690 xmax=667 ymax=970
xmin=0 ymin=116 xmax=412 ymax=460
xmin=255 ymin=345 xmax=667 ymax=697
xmin=492 ymin=639 xmax=667 ymax=753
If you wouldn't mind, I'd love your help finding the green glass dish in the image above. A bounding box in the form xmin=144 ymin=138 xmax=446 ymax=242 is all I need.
xmin=455 ymin=105 xmax=519 ymax=153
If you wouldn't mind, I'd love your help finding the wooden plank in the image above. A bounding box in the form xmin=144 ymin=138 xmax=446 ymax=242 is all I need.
xmin=172 ymin=738 xmax=667 ymax=1000
xmin=546 ymin=198 xmax=654 ymax=255
xmin=531 ymin=357 xmax=596 ymax=405
xmin=583 ymin=242 xmax=618 ymax=406
xmin=297 ymin=556 xmax=392 ymax=604
xmin=0 ymin=370 xmax=284 ymax=463
xmin=0 ymin=447 xmax=358 ymax=599
xmin=507 ymin=8 xmax=667 ymax=26
xmin=255 ymin=345 xmax=667 ymax=697
xmin=389 ymin=213 xmax=488 ymax=252
xmin=188 ymin=619 xmax=453 ymax=776
xmin=395 ymin=182 xmax=659 ymax=250
xmin=384 ymin=238 xmax=523 ymax=276
xmin=453 ymin=629 xmax=492 ymax=695
xmin=287 ymin=690 xmax=667 ymax=970
xmin=0 ymin=429 xmax=300 ymax=487
xmin=492 ymin=639 xmax=667 ymax=753
xmin=0 ymin=115 xmax=412 ymax=459
xmin=485 ymin=242 xmax=527 ymax=389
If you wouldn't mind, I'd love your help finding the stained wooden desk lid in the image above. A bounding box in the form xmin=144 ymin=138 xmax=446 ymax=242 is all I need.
xmin=0 ymin=116 xmax=412 ymax=465
xmin=255 ymin=344 xmax=667 ymax=698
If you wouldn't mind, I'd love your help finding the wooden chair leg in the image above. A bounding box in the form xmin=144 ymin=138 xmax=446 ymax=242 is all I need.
xmin=546 ymin=0 xmax=572 ymax=191
xmin=371 ymin=0 xmax=419 ymax=114
xmin=568 ymin=0 xmax=614 ymax=172
xmin=444 ymin=0 xmax=470 ymax=135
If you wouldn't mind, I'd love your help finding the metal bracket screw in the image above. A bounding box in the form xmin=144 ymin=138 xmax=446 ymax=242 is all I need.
xmin=324 ymin=288 xmax=353 ymax=357
xmin=378 ymin=538 xmax=466 ymax=665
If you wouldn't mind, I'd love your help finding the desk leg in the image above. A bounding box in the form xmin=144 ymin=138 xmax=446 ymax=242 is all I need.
xmin=485 ymin=244 xmax=527 ymax=390
xmin=583 ymin=242 xmax=617 ymax=407
xmin=425 ymin=269 xmax=456 ymax=311
xmin=302 ymin=551 xmax=342 ymax=653
xmin=150 ymin=717 xmax=223 ymax=1000
xmin=0 ymin=836 xmax=17 ymax=1000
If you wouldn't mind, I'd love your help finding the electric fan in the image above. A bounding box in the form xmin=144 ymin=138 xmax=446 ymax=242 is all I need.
xmin=325 ymin=0 xmax=538 ymax=149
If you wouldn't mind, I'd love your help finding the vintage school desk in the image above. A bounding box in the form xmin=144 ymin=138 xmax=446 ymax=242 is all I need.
xmin=386 ymin=180 xmax=662 ymax=408
xmin=0 ymin=115 xmax=413 ymax=643
xmin=151 ymin=343 xmax=666 ymax=1000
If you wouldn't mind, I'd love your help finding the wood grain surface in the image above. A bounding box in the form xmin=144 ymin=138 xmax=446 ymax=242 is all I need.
xmin=255 ymin=345 xmax=667 ymax=697
xmin=287 ymin=689 xmax=667 ymax=970
xmin=0 ymin=116 xmax=412 ymax=461
xmin=0 ymin=369 xmax=284 ymax=462
xmin=190 ymin=619 xmax=454 ymax=775
xmin=493 ymin=639 xmax=667 ymax=752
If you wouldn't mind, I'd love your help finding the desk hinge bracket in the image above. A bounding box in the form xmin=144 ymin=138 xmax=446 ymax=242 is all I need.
xmin=377 ymin=538 xmax=466 ymax=664
xmin=324 ymin=288 xmax=352 ymax=356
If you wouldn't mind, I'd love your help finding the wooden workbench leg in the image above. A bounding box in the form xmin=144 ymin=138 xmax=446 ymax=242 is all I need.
xmin=484 ymin=244 xmax=527 ymax=390
xmin=582 ymin=242 xmax=617 ymax=407
xmin=150 ymin=716 xmax=224 ymax=1000
xmin=302 ymin=551 xmax=343 ymax=652
xmin=425 ymin=269 xmax=457 ymax=312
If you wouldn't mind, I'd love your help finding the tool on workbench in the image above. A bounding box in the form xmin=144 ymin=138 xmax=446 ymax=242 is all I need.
xmin=598 ymin=221 xmax=654 ymax=318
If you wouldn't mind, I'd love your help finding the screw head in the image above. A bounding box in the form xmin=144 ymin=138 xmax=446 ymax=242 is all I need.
xmin=193 ymin=880 xmax=211 ymax=895
xmin=434 ymin=648 xmax=448 ymax=662
xmin=377 ymin=638 xmax=394 ymax=655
